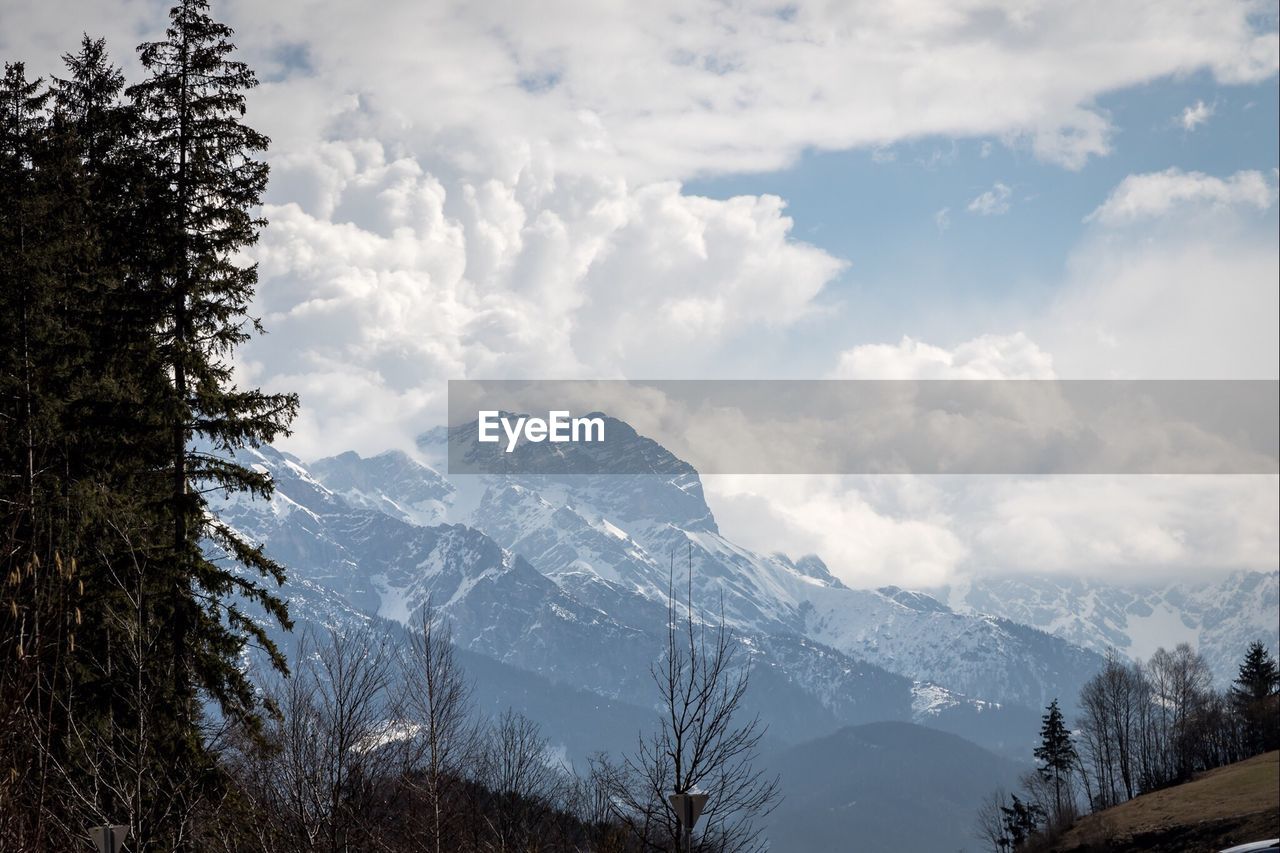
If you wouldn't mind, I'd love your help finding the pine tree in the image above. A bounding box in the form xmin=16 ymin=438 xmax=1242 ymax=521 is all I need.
xmin=4 ymin=9 xmax=300 ymax=840
xmin=1 ymin=59 xmax=104 ymax=847
xmin=125 ymin=0 xmax=298 ymax=736
xmin=1234 ymin=642 xmax=1279 ymax=701
xmin=44 ymin=38 xmax=183 ymax=846
xmin=1033 ymin=698 xmax=1078 ymax=826
xmin=53 ymin=37 xmax=129 ymax=177
xmin=50 ymin=36 xmax=173 ymax=545
xmin=0 ymin=60 xmax=54 ymax=848
xmin=0 ymin=61 xmax=53 ymax=558
xmin=1232 ymin=641 xmax=1279 ymax=755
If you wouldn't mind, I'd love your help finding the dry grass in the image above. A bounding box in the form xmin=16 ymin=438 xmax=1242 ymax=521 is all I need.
xmin=1053 ymin=751 xmax=1279 ymax=853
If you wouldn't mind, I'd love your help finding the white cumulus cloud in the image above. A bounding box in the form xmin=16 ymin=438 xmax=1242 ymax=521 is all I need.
xmin=1086 ymin=168 xmax=1278 ymax=225
xmin=4 ymin=0 xmax=1277 ymax=182
xmin=245 ymin=140 xmax=845 ymax=457
xmin=831 ymin=333 xmax=1056 ymax=380
xmin=704 ymin=473 xmax=1280 ymax=588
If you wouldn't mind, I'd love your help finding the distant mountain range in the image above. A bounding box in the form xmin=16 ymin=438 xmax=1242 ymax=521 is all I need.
xmin=933 ymin=570 xmax=1279 ymax=685
xmin=211 ymin=414 xmax=1274 ymax=769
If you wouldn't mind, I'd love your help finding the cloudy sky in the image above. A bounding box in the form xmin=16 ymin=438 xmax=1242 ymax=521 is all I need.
xmin=4 ymin=0 xmax=1277 ymax=587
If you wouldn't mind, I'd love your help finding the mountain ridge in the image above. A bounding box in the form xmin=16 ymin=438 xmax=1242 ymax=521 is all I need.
xmin=211 ymin=418 xmax=1271 ymax=765
xmin=935 ymin=571 xmax=1280 ymax=684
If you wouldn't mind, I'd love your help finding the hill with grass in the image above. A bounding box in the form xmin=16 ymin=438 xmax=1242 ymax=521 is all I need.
xmin=1051 ymin=751 xmax=1279 ymax=853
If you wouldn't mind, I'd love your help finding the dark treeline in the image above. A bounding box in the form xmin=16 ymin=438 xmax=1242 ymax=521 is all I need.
xmin=218 ymin=610 xmax=639 ymax=853
xmin=975 ymin=640 xmax=1280 ymax=852
xmin=1 ymin=9 xmax=778 ymax=849
xmin=216 ymin=594 xmax=777 ymax=853
xmin=2 ymin=0 xmax=297 ymax=848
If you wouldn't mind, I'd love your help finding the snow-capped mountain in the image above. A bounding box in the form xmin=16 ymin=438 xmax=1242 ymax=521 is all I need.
xmin=310 ymin=449 xmax=454 ymax=526
xmin=211 ymin=419 xmax=1274 ymax=762
xmin=213 ymin=444 xmax=913 ymax=748
xmin=221 ymin=418 xmax=1107 ymax=722
xmin=207 ymin=414 xmax=1276 ymax=760
xmin=935 ymin=571 xmax=1279 ymax=684
xmin=410 ymin=417 xmax=1105 ymax=712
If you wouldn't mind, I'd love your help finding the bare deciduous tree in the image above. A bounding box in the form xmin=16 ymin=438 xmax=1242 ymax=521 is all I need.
xmin=258 ymin=625 xmax=401 ymax=853
xmin=612 ymin=562 xmax=779 ymax=853
xmin=475 ymin=708 xmax=567 ymax=851
xmin=1076 ymin=651 xmax=1144 ymax=808
xmin=1075 ymin=643 xmax=1225 ymax=816
xmin=403 ymin=599 xmax=475 ymax=853
xmin=1151 ymin=642 xmax=1213 ymax=782
xmin=35 ymin=530 xmax=211 ymax=853
xmin=973 ymin=787 xmax=1011 ymax=853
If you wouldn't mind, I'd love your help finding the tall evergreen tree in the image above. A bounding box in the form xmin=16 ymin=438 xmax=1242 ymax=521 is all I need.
xmin=0 ymin=60 xmax=57 ymax=849
xmin=0 ymin=61 xmax=53 ymax=557
xmin=44 ymin=39 xmax=182 ymax=848
xmin=0 ymin=58 xmax=119 ymax=848
xmin=125 ymin=0 xmax=297 ymax=732
xmin=1232 ymin=641 xmax=1279 ymax=755
xmin=1033 ymin=698 xmax=1078 ymax=826
xmin=53 ymin=38 xmax=129 ymax=176
xmin=3 ymin=6 xmax=299 ymax=842
xmin=1234 ymin=641 xmax=1280 ymax=701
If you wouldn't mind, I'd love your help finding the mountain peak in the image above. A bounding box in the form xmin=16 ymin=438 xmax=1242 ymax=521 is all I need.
xmin=429 ymin=413 xmax=719 ymax=534
xmin=878 ymin=586 xmax=953 ymax=614
xmin=310 ymin=447 xmax=453 ymax=527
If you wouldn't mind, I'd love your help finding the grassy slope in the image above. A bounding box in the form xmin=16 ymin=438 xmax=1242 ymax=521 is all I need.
xmin=1053 ymin=751 xmax=1279 ymax=853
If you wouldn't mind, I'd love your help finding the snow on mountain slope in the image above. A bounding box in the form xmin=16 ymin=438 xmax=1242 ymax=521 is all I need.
xmin=938 ymin=572 xmax=1280 ymax=684
xmin=311 ymin=449 xmax=453 ymax=526
xmin=210 ymin=445 xmax=915 ymax=743
xmin=408 ymin=416 xmax=1107 ymax=712
xmin=803 ymin=585 xmax=1102 ymax=711
xmin=209 ymin=419 xmax=1271 ymax=759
